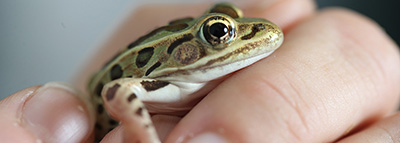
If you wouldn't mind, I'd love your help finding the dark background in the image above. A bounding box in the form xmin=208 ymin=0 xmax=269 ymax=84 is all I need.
xmin=317 ymin=0 xmax=400 ymax=46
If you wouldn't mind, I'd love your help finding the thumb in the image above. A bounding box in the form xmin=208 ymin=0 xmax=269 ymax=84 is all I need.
xmin=0 ymin=82 xmax=95 ymax=142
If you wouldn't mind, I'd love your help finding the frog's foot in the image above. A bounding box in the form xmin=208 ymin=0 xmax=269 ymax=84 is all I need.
xmin=101 ymin=78 xmax=161 ymax=143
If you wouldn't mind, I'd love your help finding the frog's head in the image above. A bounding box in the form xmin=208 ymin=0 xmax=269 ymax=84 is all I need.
xmin=155 ymin=2 xmax=284 ymax=81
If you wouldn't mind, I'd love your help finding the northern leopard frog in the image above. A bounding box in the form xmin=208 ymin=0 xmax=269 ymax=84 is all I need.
xmin=88 ymin=2 xmax=283 ymax=142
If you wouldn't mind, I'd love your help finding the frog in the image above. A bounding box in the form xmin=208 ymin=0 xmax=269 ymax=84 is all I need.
xmin=88 ymin=2 xmax=283 ymax=142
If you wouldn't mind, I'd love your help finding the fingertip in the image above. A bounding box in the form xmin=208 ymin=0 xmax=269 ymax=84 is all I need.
xmin=22 ymin=82 xmax=94 ymax=142
xmin=0 ymin=86 xmax=41 ymax=143
xmin=0 ymin=83 xmax=95 ymax=142
xmin=0 ymin=85 xmax=41 ymax=112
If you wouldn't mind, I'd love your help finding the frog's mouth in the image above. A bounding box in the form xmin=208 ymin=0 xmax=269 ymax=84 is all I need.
xmin=195 ymin=49 xmax=276 ymax=80
xmin=153 ymin=47 xmax=276 ymax=83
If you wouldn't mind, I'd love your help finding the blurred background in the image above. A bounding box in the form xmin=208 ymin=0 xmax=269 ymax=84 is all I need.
xmin=1 ymin=0 xmax=399 ymax=99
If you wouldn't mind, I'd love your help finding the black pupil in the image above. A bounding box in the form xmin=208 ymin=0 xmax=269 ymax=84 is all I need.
xmin=209 ymin=23 xmax=228 ymax=38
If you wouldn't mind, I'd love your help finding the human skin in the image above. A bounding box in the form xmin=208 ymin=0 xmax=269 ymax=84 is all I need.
xmin=1 ymin=0 xmax=399 ymax=142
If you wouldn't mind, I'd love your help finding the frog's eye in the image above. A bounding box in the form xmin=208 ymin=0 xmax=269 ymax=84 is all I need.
xmin=200 ymin=16 xmax=236 ymax=46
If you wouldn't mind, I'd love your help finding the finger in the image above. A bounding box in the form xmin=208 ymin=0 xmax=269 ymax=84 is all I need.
xmin=165 ymin=8 xmax=400 ymax=143
xmin=243 ymin=0 xmax=316 ymax=30
xmin=338 ymin=112 xmax=400 ymax=143
xmin=0 ymin=82 xmax=95 ymax=142
xmin=100 ymin=126 xmax=123 ymax=143
xmin=152 ymin=115 xmax=182 ymax=141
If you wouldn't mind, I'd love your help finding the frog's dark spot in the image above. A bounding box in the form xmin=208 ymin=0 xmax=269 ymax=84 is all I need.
xmin=110 ymin=64 xmax=123 ymax=80
xmin=109 ymin=119 xmax=118 ymax=126
xmin=165 ymin=23 xmax=189 ymax=32
xmin=95 ymin=82 xmax=104 ymax=97
xmin=140 ymin=80 xmax=169 ymax=91
xmin=106 ymin=84 xmax=120 ymax=101
xmin=145 ymin=62 xmax=161 ymax=76
xmin=240 ymin=24 xmax=265 ymax=40
xmin=128 ymin=23 xmax=189 ymax=49
xmin=167 ymin=34 xmax=194 ymax=54
xmin=174 ymin=43 xmax=203 ymax=65
xmin=135 ymin=107 xmax=143 ymax=117
xmin=97 ymin=104 xmax=104 ymax=114
xmin=136 ymin=47 xmax=154 ymax=68
xmin=127 ymin=93 xmax=137 ymax=102
xmin=95 ymin=123 xmax=103 ymax=130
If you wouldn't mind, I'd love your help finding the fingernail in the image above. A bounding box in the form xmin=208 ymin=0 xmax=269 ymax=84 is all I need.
xmin=186 ymin=132 xmax=229 ymax=143
xmin=23 ymin=82 xmax=91 ymax=143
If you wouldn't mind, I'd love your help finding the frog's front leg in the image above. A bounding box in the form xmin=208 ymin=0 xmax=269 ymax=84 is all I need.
xmin=101 ymin=78 xmax=179 ymax=143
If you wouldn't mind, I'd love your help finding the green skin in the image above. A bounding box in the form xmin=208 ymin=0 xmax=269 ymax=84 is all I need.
xmin=88 ymin=2 xmax=283 ymax=142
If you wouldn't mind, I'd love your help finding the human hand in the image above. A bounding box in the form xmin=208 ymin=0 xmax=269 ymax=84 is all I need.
xmin=162 ymin=0 xmax=400 ymax=142
xmin=1 ymin=0 xmax=399 ymax=142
